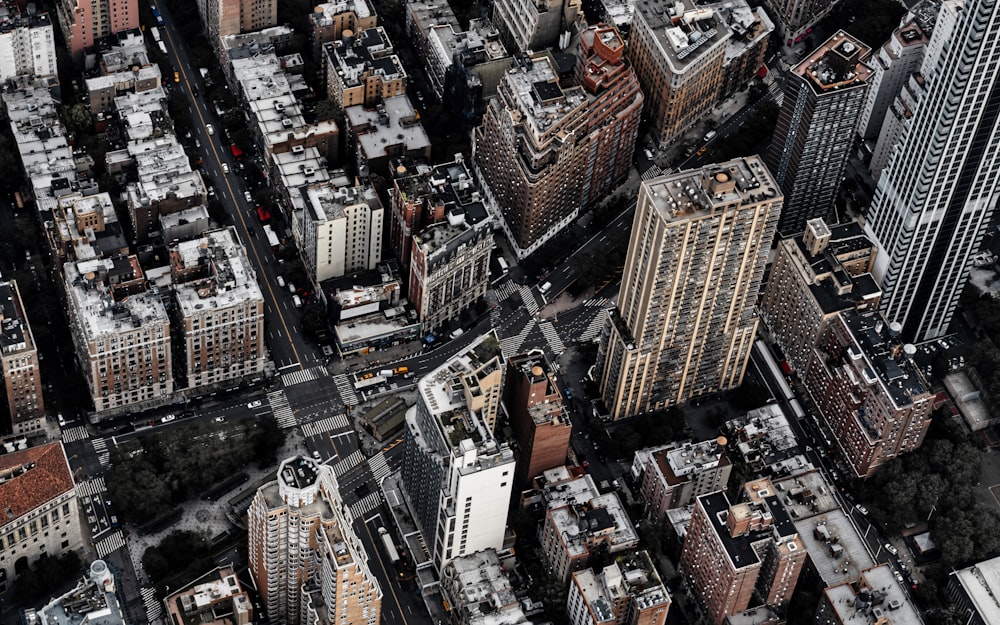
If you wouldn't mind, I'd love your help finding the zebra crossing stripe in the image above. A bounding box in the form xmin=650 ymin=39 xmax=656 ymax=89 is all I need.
xmin=350 ymin=491 xmax=384 ymax=518
xmin=579 ymin=309 xmax=608 ymax=342
xmin=334 ymin=450 xmax=365 ymax=477
xmin=539 ymin=320 xmax=565 ymax=354
xmin=92 ymin=438 xmax=110 ymax=467
xmin=282 ymin=365 xmax=329 ymax=387
xmin=302 ymin=414 xmax=351 ymax=438
xmin=367 ymin=453 xmax=390 ymax=482
xmin=333 ymin=374 xmax=359 ymax=406
xmin=267 ymin=391 xmax=297 ymax=428
xmin=141 ymin=587 xmax=163 ymax=621
xmin=76 ymin=477 xmax=107 ymax=499
xmin=518 ymin=285 xmax=540 ymax=313
xmin=62 ymin=425 xmax=90 ymax=443
xmin=500 ymin=319 xmax=536 ymax=357
xmin=95 ymin=530 xmax=126 ymax=558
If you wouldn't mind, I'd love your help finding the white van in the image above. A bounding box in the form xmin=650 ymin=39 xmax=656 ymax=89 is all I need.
xmin=449 ymin=328 xmax=464 ymax=340
xmin=497 ymin=256 xmax=509 ymax=275
xmin=292 ymin=295 xmax=302 ymax=308
xmin=539 ymin=281 xmax=552 ymax=295
xmin=276 ymin=275 xmax=286 ymax=288
xmin=703 ymin=130 xmax=717 ymax=142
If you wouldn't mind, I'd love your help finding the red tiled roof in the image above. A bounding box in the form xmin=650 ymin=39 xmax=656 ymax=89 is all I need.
xmin=0 ymin=442 xmax=74 ymax=522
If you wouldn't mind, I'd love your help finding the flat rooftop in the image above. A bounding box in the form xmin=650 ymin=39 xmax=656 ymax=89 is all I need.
xmin=635 ymin=0 xmax=732 ymax=73
xmin=171 ymin=228 xmax=263 ymax=316
xmin=502 ymin=53 xmax=587 ymax=138
xmin=823 ymin=565 xmax=922 ymax=625
xmin=347 ymin=95 xmax=430 ymax=160
xmin=952 ymin=555 xmax=1000 ymax=624
xmin=641 ymin=156 xmax=779 ymax=222
xmin=795 ymin=509 xmax=875 ymax=586
xmin=793 ymin=30 xmax=873 ymax=95
xmin=65 ymin=256 xmax=169 ymax=340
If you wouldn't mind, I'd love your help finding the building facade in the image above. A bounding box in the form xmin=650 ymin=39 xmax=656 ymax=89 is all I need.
xmin=303 ymin=181 xmax=383 ymax=283
xmin=323 ymin=27 xmax=406 ymax=108
xmin=0 ymin=280 xmax=44 ymax=436
xmin=567 ymin=552 xmax=671 ymax=625
xmin=863 ymin=0 xmax=1000 ymax=342
xmin=595 ymin=157 xmax=781 ymax=420
xmin=64 ymin=256 xmax=173 ymax=418
xmin=504 ymin=351 xmax=573 ymax=488
xmin=632 ymin=440 xmax=731 ymax=522
xmin=400 ymin=332 xmax=513 ymax=573
xmin=763 ymin=0 xmax=841 ymax=46
xmin=0 ymin=443 xmax=82 ymax=595
xmin=198 ymin=0 xmax=278 ymax=43
xmin=0 ymin=8 xmax=56 ymax=81
xmin=679 ymin=479 xmax=806 ymax=625
xmin=491 ymin=0 xmax=580 ymax=53
xmin=474 ymin=26 xmax=642 ymax=258
xmin=54 ymin=0 xmax=138 ymax=63
xmin=804 ymin=309 xmax=933 ymax=478
xmin=766 ymin=31 xmax=873 ymax=236
xmin=248 ymin=456 xmax=382 ymax=625
xmin=760 ymin=219 xmax=881 ymax=374
xmin=629 ymin=0 xmax=771 ymax=147
xmin=170 ymin=228 xmax=267 ymax=391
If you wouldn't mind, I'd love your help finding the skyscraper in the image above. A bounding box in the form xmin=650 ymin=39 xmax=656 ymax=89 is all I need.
xmin=248 ymin=456 xmax=382 ymax=625
xmin=595 ymin=157 xmax=781 ymax=420
xmin=865 ymin=0 xmax=1000 ymax=341
xmin=766 ymin=31 xmax=873 ymax=236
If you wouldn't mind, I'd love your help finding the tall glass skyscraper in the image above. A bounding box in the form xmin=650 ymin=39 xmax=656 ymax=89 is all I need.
xmin=865 ymin=0 xmax=1000 ymax=341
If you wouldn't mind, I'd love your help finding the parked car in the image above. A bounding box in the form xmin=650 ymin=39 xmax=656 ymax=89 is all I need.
xmin=312 ymin=450 xmax=322 ymax=461
xmin=247 ymin=400 xmax=263 ymax=409
xmin=292 ymin=295 xmax=302 ymax=308
xmin=288 ymin=283 xmax=296 ymax=294
xmin=277 ymin=276 xmax=286 ymax=288
xmin=222 ymin=163 xmax=230 ymax=174
xmin=855 ymin=504 xmax=869 ymax=515
xmin=206 ymin=124 xmax=215 ymax=135
xmin=244 ymin=191 xmax=252 ymax=203
xmin=57 ymin=413 xmax=66 ymax=426
xmin=215 ymin=416 xmax=226 ymax=423
xmin=161 ymin=414 xmax=176 ymax=423
xmin=885 ymin=543 xmax=899 ymax=556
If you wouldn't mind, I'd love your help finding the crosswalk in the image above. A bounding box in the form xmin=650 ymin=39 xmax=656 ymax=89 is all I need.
xmin=500 ymin=319 xmax=535 ymax=358
xmin=141 ymin=587 xmax=163 ymax=623
xmin=92 ymin=437 xmax=109 ymax=467
xmin=367 ymin=452 xmax=391 ymax=483
xmin=333 ymin=449 xmax=366 ymax=477
xmin=641 ymin=164 xmax=665 ymax=181
xmin=518 ymin=285 xmax=540 ymax=314
xmin=333 ymin=374 xmax=359 ymax=406
xmin=538 ymin=320 xmax=565 ymax=354
xmin=584 ymin=297 xmax=610 ymax=308
xmin=95 ymin=530 xmax=126 ymax=558
xmin=282 ymin=365 xmax=328 ymax=387
xmin=350 ymin=491 xmax=384 ymax=518
xmin=579 ymin=309 xmax=608 ymax=343
xmin=267 ymin=391 xmax=296 ymax=428
xmin=302 ymin=413 xmax=351 ymax=438
xmin=76 ymin=477 xmax=107 ymax=499
xmin=495 ymin=281 xmax=517 ymax=301
xmin=62 ymin=425 xmax=90 ymax=443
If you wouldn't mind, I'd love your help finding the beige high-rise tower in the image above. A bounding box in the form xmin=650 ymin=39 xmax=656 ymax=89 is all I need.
xmin=595 ymin=157 xmax=781 ymax=420
xmin=248 ymin=456 xmax=382 ymax=625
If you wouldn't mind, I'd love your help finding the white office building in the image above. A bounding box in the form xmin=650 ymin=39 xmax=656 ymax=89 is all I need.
xmin=303 ymin=181 xmax=383 ymax=283
xmin=864 ymin=0 xmax=1000 ymax=341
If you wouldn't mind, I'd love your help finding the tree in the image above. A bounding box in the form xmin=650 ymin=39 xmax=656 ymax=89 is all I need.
xmin=315 ymin=99 xmax=345 ymax=125
xmin=301 ymin=304 xmax=329 ymax=339
xmin=63 ymin=104 xmax=94 ymax=135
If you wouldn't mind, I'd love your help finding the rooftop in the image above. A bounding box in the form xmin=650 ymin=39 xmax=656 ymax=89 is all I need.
xmin=346 ymin=95 xmax=430 ymax=161
xmin=0 ymin=442 xmax=74 ymax=523
xmin=310 ymin=0 xmax=374 ymax=24
xmin=795 ymin=508 xmax=876 ymax=586
xmin=823 ymin=565 xmax=922 ymax=625
xmin=634 ymin=0 xmax=731 ymax=72
xmin=642 ymin=156 xmax=779 ymax=222
xmin=662 ymin=438 xmax=727 ymax=479
xmin=0 ymin=281 xmax=30 ymax=354
xmin=164 ymin=565 xmax=252 ymax=625
xmin=952 ymin=555 xmax=1000 ymax=624
xmin=305 ymin=180 xmax=381 ymax=224
xmin=724 ymin=404 xmax=803 ymax=472
xmin=26 ymin=560 xmax=125 ymax=625
xmin=442 ymin=549 xmax=529 ymax=625
xmin=793 ymin=30 xmax=873 ymax=95
xmin=325 ymin=27 xmax=405 ymax=87
xmin=502 ymin=53 xmax=587 ymax=138
xmin=549 ymin=489 xmax=638 ymax=558
xmin=573 ymin=551 xmax=670 ymax=621
xmin=697 ymin=483 xmax=800 ymax=570
xmin=65 ymin=256 xmax=169 ymax=340
xmin=170 ymin=228 xmax=263 ymax=316
xmin=506 ymin=351 xmax=568 ymax=425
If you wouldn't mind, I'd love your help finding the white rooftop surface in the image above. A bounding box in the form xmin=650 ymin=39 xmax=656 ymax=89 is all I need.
xmin=115 ymin=87 xmax=167 ymax=116
xmin=273 ymin=147 xmax=331 ymax=189
xmin=418 ymin=331 xmax=497 ymax=418
xmin=172 ymin=229 xmax=263 ymax=315
xmin=642 ymin=157 xmax=778 ymax=222
xmin=446 ymin=550 xmax=528 ymax=625
xmin=664 ymin=439 xmax=725 ymax=477
xmin=307 ymin=183 xmax=379 ymax=222
xmin=503 ymin=54 xmax=587 ymax=138
xmin=953 ymin=555 xmax=1000 ymax=623
xmin=233 ymin=54 xmax=292 ymax=100
xmin=85 ymin=65 xmax=161 ymax=92
xmin=65 ymin=258 xmax=169 ymax=339
xmin=346 ymin=94 xmax=430 ymax=159
xmin=123 ymin=112 xmax=155 ymax=141
xmin=539 ymin=466 xmax=601 ymax=507
xmin=721 ymin=3 xmax=773 ymax=64
xmin=550 ymin=491 xmax=637 ymax=558
xmin=160 ymin=204 xmax=210 ymax=230
xmin=772 ymin=469 xmax=840 ymax=519
xmin=635 ymin=0 xmax=733 ymax=73
xmin=795 ymin=509 xmax=875 ymax=587
xmin=666 ymin=505 xmax=692 ymax=542
xmin=313 ymin=0 xmax=374 ymax=21
xmin=335 ymin=308 xmax=419 ymax=344
xmin=574 ymin=556 xmax=670 ymax=620
xmin=945 ymin=372 xmax=994 ymax=431
xmin=824 ymin=565 xmax=922 ymax=625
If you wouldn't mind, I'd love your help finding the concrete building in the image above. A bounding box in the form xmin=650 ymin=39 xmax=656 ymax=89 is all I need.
xmin=123 ymin=135 xmax=207 ymax=242
xmin=64 ymin=256 xmax=173 ymax=417
xmin=632 ymin=440 xmax=731 ymax=522
xmin=54 ymin=0 xmax=138 ymax=64
xmin=198 ymin=0 xmax=277 ymax=43
xmin=815 ymin=565 xmax=923 ymax=625
xmin=163 ymin=565 xmax=254 ymax=625
xmin=46 ymin=192 xmax=130 ymax=265
xmin=504 ymin=351 xmax=572 ymax=488
xmin=857 ymin=6 xmax=932 ymax=143
xmin=303 ymin=180 xmax=383 ymax=283
xmin=766 ymin=31 xmax=873 ymax=236
xmin=0 ymin=280 xmax=43 ymax=436
xmin=170 ymin=228 xmax=267 ymax=391
xmin=248 ymin=456 xmax=382 ymax=625
xmin=864 ymin=0 xmax=1000 ymax=342
xmin=84 ymin=31 xmax=161 ymax=115
xmin=424 ymin=18 xmax=509 ymax=101
xmin=0 ymin=6 xmax=56 ymax=81
xmin=389 ymin=156 xmax=483 ymax=278
xmin=409 ymin=196 xmax=492 ymax=332
xmin=474 ymin=27 xmax=643 ymax=258
xmin=327 ymin=268 xmax=421 ymax=357
xmin=440 ymin=549 xmax=532 ymax=625
xmin=308 ymin=0 xmax=377 ymax=68
xmin=0 ymin=442 xmax=82 ymax=594
xmin=567 ymin=551 xmax=671 ymax=625
xmin=804 ymin=309 xmax=933 ymax=478
xmin=679 ymin=479 xmax=806 ymax=625
xmin=760 ymin=219 xmax=881 ymax=375
xmin=949 ymin=555 xmax=1000 ymax=625
xmin=346 ymin=94 xmax=431 ymax=176
xmin=763 ymin=0 xmax=841 ymax=46
xmin=323 ymin=26 xmax=406 ymax=107
xmin=629 ymin=0 xmax=772 ymax=147
xmin=491 ymin=0 xmax=580 ymax=53
xmin=405 ymin=0 xmax=460 ymax=59
xmin=400 ymin=331 xmax=513 ymax=573
xmin=535 ymin=466 xmax=638 ymax=581
xmin=595 ymin=157 xmax=781 ymax=420
xmin=723 ymin=405 xmax=804 ymax=476
xmin=21 ymin=560 xmax=125 ymax=625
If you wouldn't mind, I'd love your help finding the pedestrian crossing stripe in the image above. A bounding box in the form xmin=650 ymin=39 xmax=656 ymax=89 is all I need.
xmin=500 ymin=319 xmax=536 ymax=358
xmin=62 ymin=425 xmax=90 ymax=443
xmin=350 ymin=491 xmax=384 ymax=518
xmin=302 ymin=413 xmax=351 ymax=438
xmin=579 ymin=309 xmax=608 ymax=343
xmin=367 ymin=452 xmax=390 ymax=483
xmin=281 ymin=365 xmax=328 ymax=387
xmin=495 ymin=281 xmax=517 ymax=301
xmin=267 ymin=391 xmax=297 ymax=429
xmin=141 ymin=587 xmax=163 ymax=621
xmin=334 ymin=450 xmax=365 ymax=477
xmin=333 ymin=374 xmax=359 ymax=406
xmin=95 ymin=530 xmax=126 ymax=558
xmin=76 ymin=477 xmax=107 ymax=499
xmin=538 ymin=320 xmax=565 ymax=354
xmin=92 ymin=438 xmax=110 ymax=467
xmin=518 ymin=285 xmax=540 ymax=313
